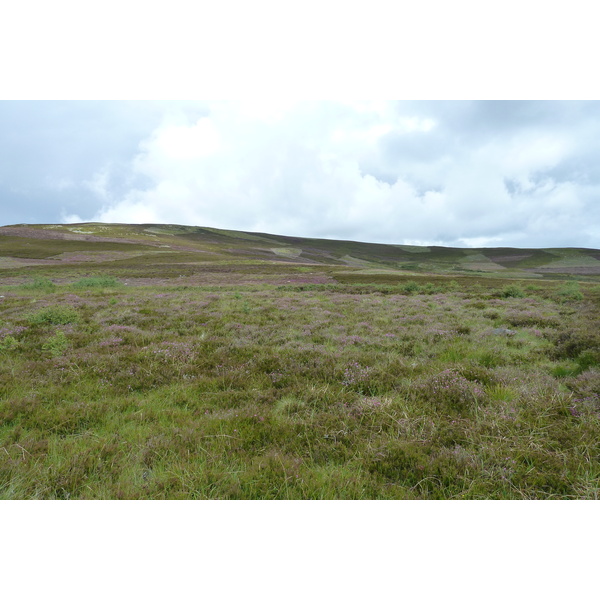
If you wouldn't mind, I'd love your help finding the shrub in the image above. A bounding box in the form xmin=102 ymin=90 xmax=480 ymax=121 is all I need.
xmin=557 ymin=281 xmax=583 ymax=302
xmin=367 ymin=441 xmax=430 ymax=486
xmin=42 ymin=331 xmax=70 ymax=357
xmin=552 ymin=330 xmax=600 ymax=361
xmin=72 ymin=276 xmax=123 ymax=289
xmin=341 ymin=361 xmax=372 ymax=390
xmin=28 ymin=306 xmax=80 ymax=325
xmin=417 ymin=369 xmax=485 ymax=410
xmin=20 ymin=277 xmax=57 ymax=292
xmin=551 ymin=362 xmax=581 ymax=378
xmin=500 ymin=285 xmax=525 ymax=298
xmin=0 ymin=335 xmax=19 ymax=351
xmin=567 ymin=368 xmax=600 ymax=396
xmin=576 ymin=349 xmax=600 ymax=371
xmin=401 ymin=281 xmax=420 ymax=294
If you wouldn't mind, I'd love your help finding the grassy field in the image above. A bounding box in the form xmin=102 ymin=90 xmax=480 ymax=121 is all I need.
xmin=1 ymin=223 xmax=599 ymax=499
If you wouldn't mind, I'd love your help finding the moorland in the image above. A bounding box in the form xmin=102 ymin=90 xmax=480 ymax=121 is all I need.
xmin=1 ymin=222 xmax=599 ymax=499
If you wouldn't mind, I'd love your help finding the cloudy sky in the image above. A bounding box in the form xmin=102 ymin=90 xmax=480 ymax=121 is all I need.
xmin=2 ymin=100 xmax=599 ymax=248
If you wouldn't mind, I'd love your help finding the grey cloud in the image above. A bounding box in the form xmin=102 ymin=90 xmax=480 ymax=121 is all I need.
xmin=400 ymin=100 xmax=594 ymax=137
xmin=0 ymin=101 xmax=208 ymax=225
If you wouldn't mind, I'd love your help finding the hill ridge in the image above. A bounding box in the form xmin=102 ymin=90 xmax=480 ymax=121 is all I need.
xmin=1 ymin=222 xmax=600 ymax=281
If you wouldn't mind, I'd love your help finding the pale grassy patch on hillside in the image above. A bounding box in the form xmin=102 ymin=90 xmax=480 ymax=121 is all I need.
xmin=340 ymin=255 xmax=379 ymax=267
xmin=65 ymin=224 xmax=111 ymax=235
xmin=338 ymin=268 xmax=406 ymax=275
xmin=543 ymin=249 xmax=600 ymax=269
xmin=202 ymin=227 xmax=288 ymax=245
xmin=143 ymin=225 xmax=198 ymax=235
xmin=397 ymin=245 xmax=432 ymax=253
xmin=271 ymin=247 xmax=303 ymax=258
xmin=477 ymin=270 xmax=544 ymax=279
xmin=48 ymin=251 xmax=156 ymax=263
xmin=459 ymin=252 xmax=507 ymax=272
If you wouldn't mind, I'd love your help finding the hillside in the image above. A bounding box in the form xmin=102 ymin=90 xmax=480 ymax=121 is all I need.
xmin=1 ymin=222 xmax=600 ymax=286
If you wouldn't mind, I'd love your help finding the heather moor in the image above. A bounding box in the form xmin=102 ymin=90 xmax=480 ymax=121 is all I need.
xmin=0 ymin=223 xmax=599 ymax=499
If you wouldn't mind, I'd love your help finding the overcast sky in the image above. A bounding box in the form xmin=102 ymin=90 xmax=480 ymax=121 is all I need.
xmin=1 ymin=100 xmax=599 ymax=248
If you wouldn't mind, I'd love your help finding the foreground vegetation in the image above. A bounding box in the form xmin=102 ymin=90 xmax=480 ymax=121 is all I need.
xmin=0 ymin=223 xmax=599 ymax=499
xmin=1 ymin=277 xmax=598 ymax=499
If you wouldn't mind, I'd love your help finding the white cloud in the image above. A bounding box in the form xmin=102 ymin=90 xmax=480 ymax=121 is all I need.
xmin=80 ymin=101 xmax=600 ymax=248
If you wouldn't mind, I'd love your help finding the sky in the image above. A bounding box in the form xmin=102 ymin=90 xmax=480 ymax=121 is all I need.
xmin=2 ymin=100 xmax=600 ymax=249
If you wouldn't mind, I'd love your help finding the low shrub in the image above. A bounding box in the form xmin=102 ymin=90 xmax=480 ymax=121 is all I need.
xmin=19 ymin=277 xmax=57 ymax=292
xmin=551 ymin=330 xmax=600 ymax=362
xmin=42 ymin=331 xmax=70 ymax=357
xmin=500 ymin=285 xmax=525 ymax=298
xmin=0 ymin=335 xmax=19 ymax=351
xmin=28 ymin=306 xmax=80 ymax=325
xmin=72 ymin=276 xmax=123 ymax=289
xmin=576 ymin=348 xmax=600 ymax=371
xmin=556 ymin=281 xmax=584 ymax=302
xmin=417 ymin=369 xmax=486 ymax=411
xmin=401 ymin=281 xmax=421 ymax=294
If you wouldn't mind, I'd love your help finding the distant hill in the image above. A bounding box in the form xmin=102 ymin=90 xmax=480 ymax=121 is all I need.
xmin=1 ymin=222 xmax=600 ymax=282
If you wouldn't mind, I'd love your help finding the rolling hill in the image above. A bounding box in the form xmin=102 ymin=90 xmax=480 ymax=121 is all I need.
xmin=1 ymin=222 xmax=600 ymax=285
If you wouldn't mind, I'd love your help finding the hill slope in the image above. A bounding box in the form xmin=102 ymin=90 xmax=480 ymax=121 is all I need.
xmin=1 ymin=222 xmax=600 ymax=284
